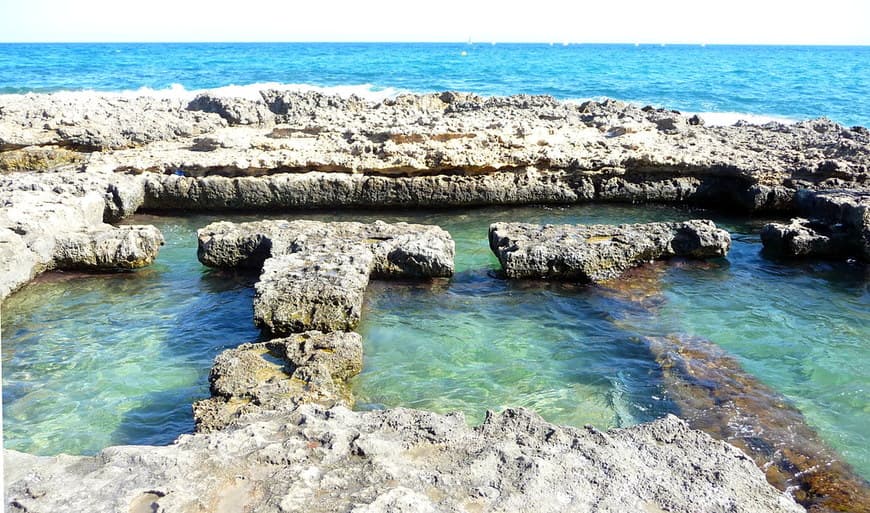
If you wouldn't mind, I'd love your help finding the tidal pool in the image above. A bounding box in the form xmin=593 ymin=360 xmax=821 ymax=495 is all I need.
xmin=2 ymin=204 xmax=867 ymax=479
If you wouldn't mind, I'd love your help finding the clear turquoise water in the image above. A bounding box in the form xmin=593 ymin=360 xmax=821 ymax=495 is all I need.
xmin=0 ymin=43 xmax=868 ymax=126
xmin=2 ymin=205 xmax=867 ymax=481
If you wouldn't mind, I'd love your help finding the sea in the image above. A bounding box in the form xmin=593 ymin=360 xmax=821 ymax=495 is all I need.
xmin=0 ymin=42 xmax=868 ymax=126
xmin=1 ymin=44 xmax=868 ymax=482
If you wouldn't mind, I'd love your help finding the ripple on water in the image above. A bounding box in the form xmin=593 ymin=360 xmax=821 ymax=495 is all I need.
xmin=1 ymin=206 xmax=867 ymax=482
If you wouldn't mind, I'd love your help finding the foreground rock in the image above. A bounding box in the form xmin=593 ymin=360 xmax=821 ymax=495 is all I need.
xmin=0 ymin=171 xmax=161 ymax=300
xmin=489 ymin=220 xmax=731 ymax=282
xmin=5 ymin=405 xmax=802 ymax=513
xmin=762 ymin=188 xmax=870 ymax=261
xmin=193 ymin=331 xmax=363 ymax=432
xmin=197 ymin=219 xmax=454 ymax=334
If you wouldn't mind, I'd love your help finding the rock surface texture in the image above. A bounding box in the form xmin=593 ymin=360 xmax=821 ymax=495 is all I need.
xmin=0 ymin=171 xmax=161 ymax=299
xmin=5 ymin=406 xmax=803 ymax=513
xmin=193 ymin=331 xmax=363 ymax=432
xmin=197 ymin=219 xmax=455 ymax=334
xmin=489 ymin=220 xmax=731 ymax=282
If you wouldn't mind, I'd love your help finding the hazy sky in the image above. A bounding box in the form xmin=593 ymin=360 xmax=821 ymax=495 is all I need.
xmin=1 ymin=0 xmax=868 ymax=44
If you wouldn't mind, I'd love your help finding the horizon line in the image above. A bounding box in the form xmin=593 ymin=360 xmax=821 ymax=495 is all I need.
xmin=1 ymin=40 xmax=869 ymax=47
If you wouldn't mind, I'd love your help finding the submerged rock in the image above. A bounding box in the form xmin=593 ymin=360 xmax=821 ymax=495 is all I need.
xmin=599 ymin=264 xmax=870 ymax=513
xmin=4 ymin=406 xmax=802 ymax=513
xmin=198 ymin=219 xmax=454 ymax=334
xmin=193 ymin=331 xmax=363 ymax=432
xmin=489 ymin=220 xmax=731 ymax=282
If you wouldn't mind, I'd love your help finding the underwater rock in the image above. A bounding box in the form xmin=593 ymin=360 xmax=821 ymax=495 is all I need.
xmin=198 ymin=219 xmax=454 ymax=334
xmin=193 ymin=331 xmax=363 ymax=432
xmin=4 ymin=406 xmax=802 ymax=513
xmin=599 ymin=264 xmax=870 ymax=513
xmin=489 ymin=219 xmax=731 ymax=282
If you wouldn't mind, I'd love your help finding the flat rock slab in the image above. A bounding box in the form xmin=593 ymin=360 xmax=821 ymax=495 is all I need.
xmin=254 ymin=246 xmax=374 ymax=335
xmin=198 ymin=219 xmax=454 ymax=334
xmin=489 ymin=220 xmax=731 ymax=282
xmin=194 ymin=331 xmax=363 ymax=432
xmin=53 ymin=225 xmax=165 ymax=270
xmin=4 ymin=405 xmax=802 ymax=513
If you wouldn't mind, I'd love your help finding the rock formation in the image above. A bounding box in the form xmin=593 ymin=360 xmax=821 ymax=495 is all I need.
xmin=761 ymin=189 xmax=870 ymax=261
xmin=489 ymin=220 xmax=731 ymax=282
xmin=0 ymin=171 xmax=160 ymax=300
xmin=5 ymin=405 xmax=803 ymax=513
xmin=197 ymin=219 xmax=455 ymax=334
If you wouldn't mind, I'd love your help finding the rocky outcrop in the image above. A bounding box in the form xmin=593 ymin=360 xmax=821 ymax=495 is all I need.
xmin=761 ymin=218 xmax=854 ymax=258
xmin=193 ymin=331 xmax=363 ymax=432
xmin=489 ymin=220 xmax=731 ymax=282
xmin=0 ymin=170 xmax=161 ymax=300
xmin=2 ymin=90 xmax=868 ymax=260
xmin=197 ymin=220 xmax=454 ymax=334
xmin=5 ymin=405 xmax=803 ymax=513
xmin=53 ymin=225 xmax=164 ymax=270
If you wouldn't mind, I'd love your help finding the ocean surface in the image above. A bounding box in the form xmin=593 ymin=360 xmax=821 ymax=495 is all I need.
xmin=0 ymin=43 xmax=868 ymax=126
xmin=1 ymin=43 xmax=868 ymax=483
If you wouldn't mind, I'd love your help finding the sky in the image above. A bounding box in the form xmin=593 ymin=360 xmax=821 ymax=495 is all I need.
xmin=1 ymin=0 xmax=868 ymax=45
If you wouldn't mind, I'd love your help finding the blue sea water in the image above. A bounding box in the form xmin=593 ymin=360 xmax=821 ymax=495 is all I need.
xmin=0 ymin=42 xmax=868 ymax=126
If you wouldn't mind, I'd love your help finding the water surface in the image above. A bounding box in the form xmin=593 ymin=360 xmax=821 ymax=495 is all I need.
xmin=2 ymin=205 xmax=867 ymax=480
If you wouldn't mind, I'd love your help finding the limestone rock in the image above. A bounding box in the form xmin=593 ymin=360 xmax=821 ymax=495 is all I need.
xmin=194 ymin=331 xmax=363 ymax=432
xmin=187 ymin=94 xmax=275 ymax=126
xmin=53 ymin=225 xmax=164 ymax=270
xmin=4 ymin=406 xmax=803 ymax=513
xmin=198 ymin=219 xmax=454 ymax=334
xmin=489 ymin=220 xmax=731 ymax=282
xmin=795 ymin=188 xmax=870 ymax=260
xmin=0 ymin=170 xmax=158 ymax=299
xmin=254 ymin=246 xmax=374 ymax=334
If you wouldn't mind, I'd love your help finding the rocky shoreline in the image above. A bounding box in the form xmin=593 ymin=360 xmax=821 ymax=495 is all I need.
xmin=3 ymin=90 xmax=870 ymax=512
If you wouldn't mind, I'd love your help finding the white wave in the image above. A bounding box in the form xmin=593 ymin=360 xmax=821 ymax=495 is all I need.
xmin=687 ymin=111 xmax=798 ymax=127
xmin=4 ymin=82 xmax=409 ymax=103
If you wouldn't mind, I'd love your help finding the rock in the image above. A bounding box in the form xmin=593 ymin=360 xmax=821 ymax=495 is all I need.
xmin=760 ymin=218 xmax=854 ymax=258
xmin=0 ymin=228 xmax=43 ymax=299
xmin=794 ymin=189 xmax=870 ymax=260
xmin=3 ymin=406 xmax=803 ymax=513
xmin=0 ymin=170 xmax=159 ymax=299
xmin=52 ymin=225 xmax=164 ymax=270
xmin=143 ymin=170 xmax=585 ymax=210
xmin=0 ymin=94 xmax=224 ymax=149
xmin=198 ymin=219 xmax=454 ymax=334
xmin=489 ymin=220 xmax=731 ymax=282
xmin=1 ymin=90 xmax=865 ymax=230
xmin=254 ymin=245 xmax=374 ymax=334
xmin=187 ymin=94 xmax=275 ymax=126
xmin=193 ymin=331 xmax=363 ymax=432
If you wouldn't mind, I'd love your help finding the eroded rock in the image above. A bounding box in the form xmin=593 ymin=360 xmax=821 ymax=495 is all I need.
xmin=4 ymin=406 xmax=802 ymax=513
xmin=489 ymin=220 xmax=731 ymax=282
xmin=193 ymin=331 xmax=363 ymax=432
xmin=53 ymin=225 xmax=164 ymax=270
xmin=197 ymin=219 xmax=454 ymax=334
